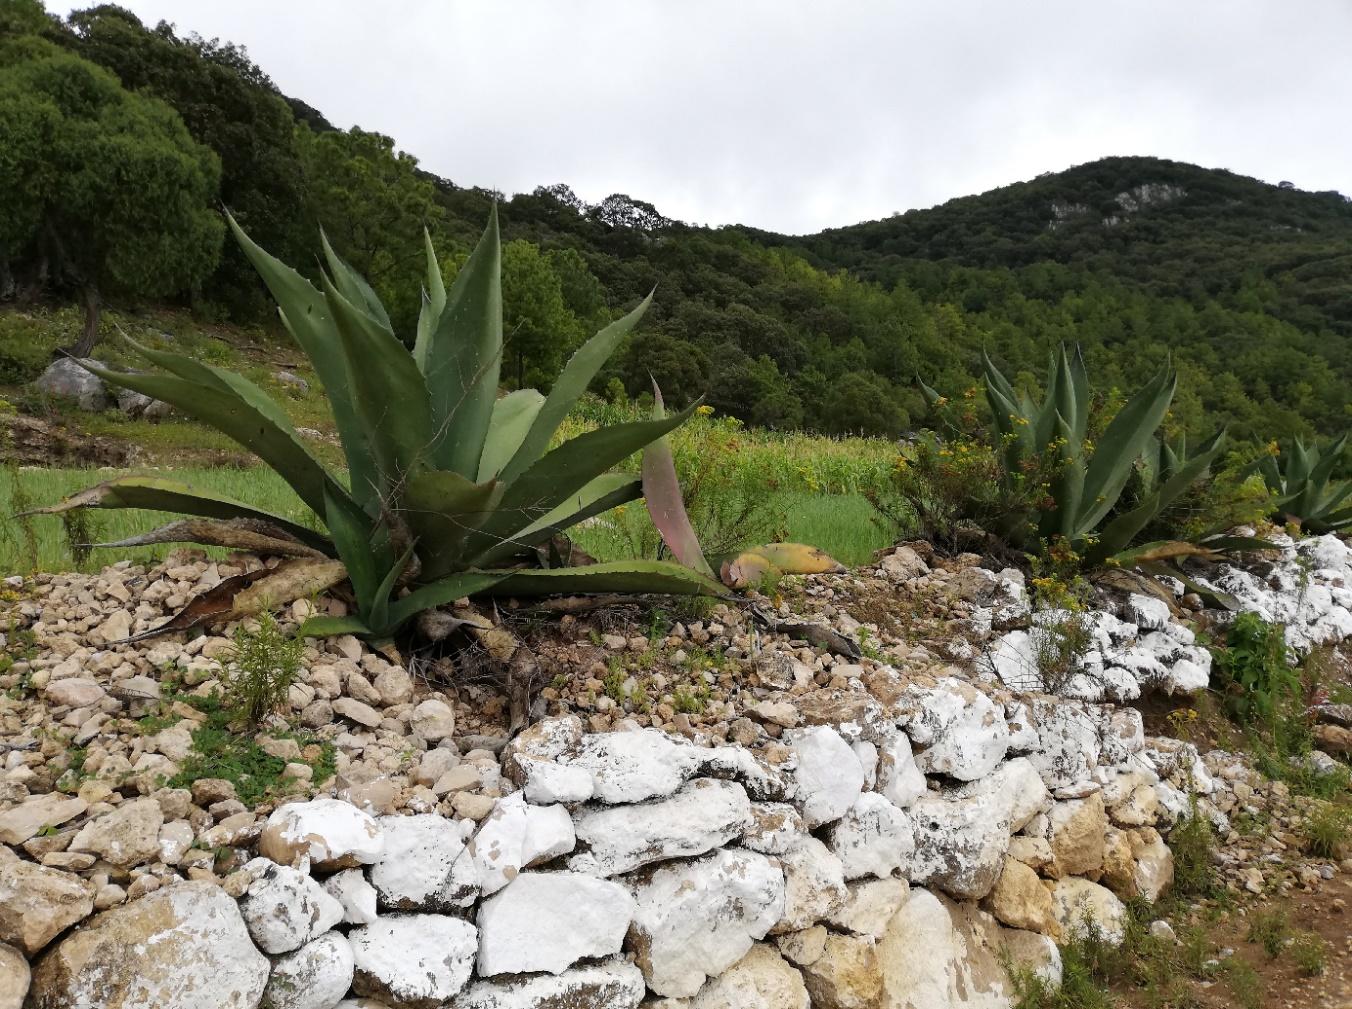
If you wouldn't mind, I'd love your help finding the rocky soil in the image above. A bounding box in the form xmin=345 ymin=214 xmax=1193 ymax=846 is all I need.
xmin=0 ymin=533 xmax=1348 ymax=1008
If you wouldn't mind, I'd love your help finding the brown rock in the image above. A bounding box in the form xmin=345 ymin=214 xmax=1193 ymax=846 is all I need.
xmin=0 ymin=862 xmax=95 ymax=955
xmin=0 ymin=793 xmax=87 ymax=846
xmin=68 ymin=798 xmax=163 ymax=868
xmin=799 ymin=933 xmax=881 ymax=1009
xmin=0 ymin=941 xmax=29 ymax=1009
xmin=1047 ymin=792 xmax=1106 ymax=878
xmin=983 ymin=857 xmax=1059 ymax=937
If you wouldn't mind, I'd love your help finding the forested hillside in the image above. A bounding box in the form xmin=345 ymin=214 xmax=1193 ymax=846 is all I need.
xmin=3 ymin=2 xmax=1351 ymax=442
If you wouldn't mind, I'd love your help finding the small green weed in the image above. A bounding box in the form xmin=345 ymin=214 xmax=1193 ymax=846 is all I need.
xmin=1212 ymin=612 xmax=1299 ymax=727
xmin=1301 ymin=801 xmax=1352 ymax=859
xmin=1246 ymin=906 xmax=1290 ymax=958
xmin=1289 ymin=931 xmax=1328 ymax=976
xmin=1220 ymin=958 xmax=1262 ymax=1009
xmin=672 ymin=683 xmax=709 ymax=714
xmin=219 ymin=612 xmax=303 ymax=728
xmin=1169 ymin=801 xmax=1220 ymax=900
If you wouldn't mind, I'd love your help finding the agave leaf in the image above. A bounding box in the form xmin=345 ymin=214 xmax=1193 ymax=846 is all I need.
xmin=1076 ymin=367 xmax=1175 ymax=531
xmin=463 ymin=404 xmax=698 ymax=562
xmin=367 ymin=543 xmax=415 ymax=636
xmin=1135 ymin=560 xmax=1241 ymax=611
xmin=91 ymin=518 xmax=324 ymax=558
xmin=122 ymin=336 xmax=301 ymax=437
xmin=479 ymin=560 xmax=724 ymax=598
xmin=472 ymin=473 xmax=642 ymax=567
xmin=720 ymin=551 xmax=775 ymax=590
xmin=79 ymin=363 xmax=344 ymax=518
xmin=1047 ymin=411 xmax=1085 ymax=540
xmin=477 ymin=390 xmax=546 ymax=482
xmin=384 ymin=571 xmax=511 ymax=631
xmin=298 ymin=615 xmax=373 ymax=639
xmin=1091 ymin=430 xmax=1226 ymax=562
xmin=498 ymin=294 xmax=653 ymax=484
xmin=916 ymin=374 xmax=943 ymax=407
xmin=423 ymin=207 xmax=503 ymax=477
xmin=320 ymin=229 xmax=393 ymax=332
xmin=21 ymin=476 xmax=329 ymax=551
xmin=402 ymin=469 xmax=505 ymax=578
xmin=324 ymin=485 xmax=388 ymax=623
xmin=225 ymin=213 xmax=378 ymax=509
xmin=320 ymin=272 xmax=434 ymax=494
xmin=641 ymin=382 xmax=713 ymax=576
xmin=414 ymin=230 xmax=449 ymax=371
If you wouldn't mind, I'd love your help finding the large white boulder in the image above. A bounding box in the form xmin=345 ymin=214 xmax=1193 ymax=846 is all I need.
xmin=571 ymin=728 xmax=703 ymax=803
xmin=34 ymin=358 xmax=108 ymax=411
xmin=454 ymin=958 xmax=645 ymax=1009
xmin=476 ymin=871 xmax=634 ymax=976
xmin=909 ymin=759 xmax=1048 ymax=900
xmin=263 ymin=932 xmax=355 ymax=1009
xmin=825 ymin=793 xmax=915 ymax=880
xmin=901 ymin=678 xmax=1008 ymax=781
xmin=786 ymin=726 xmax=864 ymax=827
xmin=629 ymin=847 xmax=786 ymax=997
xmin=258 ymin=798 xmax=383 ymax=870
xmin=570 ymin=778 xmax=751 ymax=876
xmin=322 ymin=868 xmax=378 ymax=925
xmin=349 ymin=914 xmax=477 ymax=1007
xmin=28 ymin=881 xmax=268 ymax=1008
xmin=369 ymin=814 xmax=478 ymax=911
xmin=1022 ymin=699 xmax=1102 ymax=791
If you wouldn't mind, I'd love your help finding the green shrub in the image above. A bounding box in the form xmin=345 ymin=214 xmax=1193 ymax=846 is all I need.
xmin=1301 ymin=802 xmax=1352 ymax=859
xmin=1169 ymin=800 xmax=1220 ymax=899
xmin=1290 ymin=931 xmax=1329 ymax=976
xmin=1246 ymin=906 xmax=1290 ymax=957
xmin=0 ymin=313 xmax=57 ymax=385
xmin=220 ymin=612 xmax=303 ymax=727
xmin=1211 ymin=612 xmax=1300 ymax=728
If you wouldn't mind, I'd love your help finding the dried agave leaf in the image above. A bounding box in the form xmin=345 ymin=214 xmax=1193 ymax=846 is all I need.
xmin=123 ymin=558 xmax=348 ymax=642
xmin=93 ymin=518 xmax=325 ymax=559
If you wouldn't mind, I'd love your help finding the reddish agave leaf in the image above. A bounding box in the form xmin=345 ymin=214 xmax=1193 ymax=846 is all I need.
xmin=641 ymin=381 xmax=713 ymax=577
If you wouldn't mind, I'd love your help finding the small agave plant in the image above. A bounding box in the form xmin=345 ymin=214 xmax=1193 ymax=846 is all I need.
xmin=922 ymin=345 xmax=1233 ymax=567
xmin=35 ymin=211 xmax=723 ymax=638
xmin=1254 ymin=433 xmax=1352 ymax=533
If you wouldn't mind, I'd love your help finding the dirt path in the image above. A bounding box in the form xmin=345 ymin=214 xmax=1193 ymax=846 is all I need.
xmin=1114 ymin=873 xmax=1352 ymax=1008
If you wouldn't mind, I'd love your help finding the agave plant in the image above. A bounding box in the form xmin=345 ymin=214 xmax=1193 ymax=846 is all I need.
xmin=922 ymin=346 xmax=1228 ymax=566
xmin=36 ymin=211 xmax=722 ymax=638
xmin=1254 ymin=434 xmax=1352 ymax=533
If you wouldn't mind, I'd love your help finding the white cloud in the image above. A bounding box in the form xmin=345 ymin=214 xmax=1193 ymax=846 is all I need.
xmin=92 ymin=0 xmax=1352 ymax=233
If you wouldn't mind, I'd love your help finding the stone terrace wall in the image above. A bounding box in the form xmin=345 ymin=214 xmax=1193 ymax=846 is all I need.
xmin=2 ymin=533 xmax=1351 ymax=1008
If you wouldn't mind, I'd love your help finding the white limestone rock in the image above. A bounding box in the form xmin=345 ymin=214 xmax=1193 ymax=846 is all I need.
xmin=322 ymin=868 xmax=378 ymax=925
xmin=902 ymin=678 xmax=1008 ymax=781
xmin=470 ymin=793 xmax=531 ymax=896
xmin=476 ymin=871 xmax=634 ymax=976
xmin=369 ymin=813 xmax=479 ymax=911
xmin=521 ymin=802 xmax=576 ymax=865
xmin=1023 ymin=699 xmax=1102 ymax=791
xmin=742 ymin=802 xmax=806 ymax=855
xmin=238 ymin=859 xmax=344 ymax=955
xmin=1124 ymin=593 xmax=1171 ymax=631
xmin=824 ymin=792 xmax=915 ymax=880
xmin=455 ymin=958 xmax=645 ymax=1009
xmin=264 ymin=932 xmax=355 ymax=1009
xmin=349 ymin=914 xmax=477 ymax=1007
xmin=68 ymin=797 xmax=163 ymax=868
xmin=520 ymin=759 xmax=596 ymax=804
xmin=771 ymin=836 xmax=848 ymax=933
xmin=570 ymin=778 xmax=752 ymax=876
xmin=28 ymin=881 xmax=267 ymax=1009
xmin=824 ymin=877 xmax=910 ymax=938
xmin=909 ymin=759 xmax=1049 ymax=900
xmin=258 ymin=798 xmax=383 ymax=871
xmin=0 ymin=942 xmax=28 ymax=1009
xmin=786 ymin=726 xmax=864 ymax=827
xmin=571 ymin=728 xmax=702 ymax=803
xmin=629 ymin=847 xmax=786 ymax=998
xmin=876 ymin=731 xmax=926 ymax=808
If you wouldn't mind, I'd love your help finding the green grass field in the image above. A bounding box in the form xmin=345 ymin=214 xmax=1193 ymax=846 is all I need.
xmin=0 ymin=466 xmax=897 ymax=576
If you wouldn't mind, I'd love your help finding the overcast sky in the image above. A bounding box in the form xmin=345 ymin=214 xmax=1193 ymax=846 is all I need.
xmin=95 ymin=1 xmax=1351 ymax=234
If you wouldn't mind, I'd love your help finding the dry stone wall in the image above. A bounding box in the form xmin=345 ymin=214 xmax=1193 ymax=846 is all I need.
xmin=2 ymin=534 xmax=1351 ymax=1007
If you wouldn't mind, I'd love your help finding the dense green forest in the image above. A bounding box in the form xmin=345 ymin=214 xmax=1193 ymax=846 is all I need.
xmin=2 ymin=1 xmax=1350 ymax=442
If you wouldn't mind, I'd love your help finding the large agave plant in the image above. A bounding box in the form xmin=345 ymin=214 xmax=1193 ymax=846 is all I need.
xmin=37 ymin=211 xmax=722 ymax=638
xmin=923 ymin=346 xmax=1227 ymax=566
xmin=1255 ymin=434 xmax=1352 ymax=533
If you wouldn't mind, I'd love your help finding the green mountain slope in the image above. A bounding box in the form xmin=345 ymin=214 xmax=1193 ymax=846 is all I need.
xmin=4 ymin=5 xmax=1350 ymax=444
